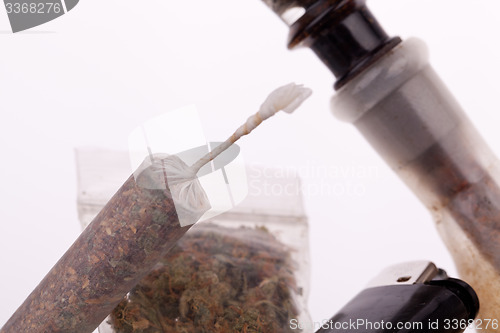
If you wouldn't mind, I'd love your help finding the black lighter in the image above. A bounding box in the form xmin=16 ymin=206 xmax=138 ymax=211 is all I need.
xmin=316 ymin=262 xmax=479 ymax=333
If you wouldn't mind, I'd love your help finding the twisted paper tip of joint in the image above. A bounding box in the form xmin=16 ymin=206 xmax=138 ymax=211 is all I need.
xmin=187 ymin=82 xmax=313 ymax=176
xmin=136 ymin=82 xmax=312 ymax=226
xmin=259 ymin=82 xmax=313 ymax=116
xmin=167 ymin=81 xmax=312 ymax=184
xmin=133 ymin=153 xmax=211 ymax=227
xmin=162 ymin=155 xmax=211 ymax=226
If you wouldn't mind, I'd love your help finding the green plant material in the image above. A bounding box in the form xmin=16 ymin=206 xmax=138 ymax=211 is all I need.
xmin=107 ymin=224 xmax=301 ymax=333
xmin=0 ymin=159 xmax=190 ymax=333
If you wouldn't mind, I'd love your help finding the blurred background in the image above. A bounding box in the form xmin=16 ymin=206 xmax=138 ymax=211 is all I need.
xmin=1 ymin=0 xmax=500 ymax=329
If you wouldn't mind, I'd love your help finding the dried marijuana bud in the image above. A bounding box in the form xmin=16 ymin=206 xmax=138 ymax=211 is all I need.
xmin=1 ymin=83 xmax=311 ymax=333
xmin=106 ymin=224 xmax=302 ymax=333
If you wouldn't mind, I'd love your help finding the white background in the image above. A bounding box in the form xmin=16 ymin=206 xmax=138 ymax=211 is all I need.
xmin=1 ymin=0 xmax=500 ymax=330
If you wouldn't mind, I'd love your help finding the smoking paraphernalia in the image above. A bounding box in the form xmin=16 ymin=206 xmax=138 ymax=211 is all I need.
xmin=260 ymin=0 xmax=500 ymax=328
xmin=0 ymin=83 xmax=311 ymax=333
xmin=316 ymin=261 xmax=479 ymax=333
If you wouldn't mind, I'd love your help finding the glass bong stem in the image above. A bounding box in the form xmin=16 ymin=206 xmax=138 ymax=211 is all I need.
xmin=261 ymin=0 xmax=500 ymax=328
